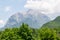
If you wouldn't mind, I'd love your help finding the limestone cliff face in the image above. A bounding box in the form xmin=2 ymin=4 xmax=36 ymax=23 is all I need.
xmin=5 ymin=9 xmax=50 ymax=28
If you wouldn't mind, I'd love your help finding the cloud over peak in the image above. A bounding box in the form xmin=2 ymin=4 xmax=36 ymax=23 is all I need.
xmin=24 ymin=0 xmax=60 ymax=14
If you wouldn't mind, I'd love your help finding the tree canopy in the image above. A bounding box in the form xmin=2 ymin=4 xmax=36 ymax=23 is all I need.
xmin=0 ymin=23 xmax=59 ymax=40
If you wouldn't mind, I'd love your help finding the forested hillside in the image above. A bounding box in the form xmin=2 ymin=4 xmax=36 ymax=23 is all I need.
xmin=42 ymin=16 xmax=60 ymax=39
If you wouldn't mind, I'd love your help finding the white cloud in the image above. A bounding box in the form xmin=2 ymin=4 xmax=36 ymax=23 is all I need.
xmin=0 ymin=20 xmax=5 ymax=28
xmin=4 ymin=6 xmax=12 ymax=12
xmin=24 ymin=0 xmax=60 ymax=14
xmin=0 ymin=20 xmax=4 ymax=24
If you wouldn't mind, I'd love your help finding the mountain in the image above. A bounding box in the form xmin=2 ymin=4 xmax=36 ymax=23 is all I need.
xmin=42 ymin=16 xmax=60 ymax=28
xmin=4 ymin=9 xmax=50 ymax=28
xmin=42 ymin=16 xmax=60 ymax=38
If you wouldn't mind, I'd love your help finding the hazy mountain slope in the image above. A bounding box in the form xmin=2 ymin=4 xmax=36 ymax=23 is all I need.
xmin=5 ymin=9 xmax=50 ymax=28
xmin=42 ymin=16 xmax=60 ymax=28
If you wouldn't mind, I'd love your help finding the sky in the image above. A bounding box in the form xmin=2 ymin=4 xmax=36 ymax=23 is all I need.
xmin=0 ymin=0 xmax=60 ymax=28
xmin=0 ymin=0 xmax=26 ymax=28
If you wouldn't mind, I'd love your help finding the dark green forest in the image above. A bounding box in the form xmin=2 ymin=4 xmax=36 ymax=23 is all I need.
xmin=0 ymin=23 xmax=60 ymax=40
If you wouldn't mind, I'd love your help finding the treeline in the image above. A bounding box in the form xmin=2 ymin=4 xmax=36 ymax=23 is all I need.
xmin=0 ymin=23 xmax=60 ymax=40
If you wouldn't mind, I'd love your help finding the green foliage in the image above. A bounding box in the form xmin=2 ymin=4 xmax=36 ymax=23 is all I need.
xmin=18 ymin=23 xmax=34 ymax=40
xmin=0 ymin=23 xmax=59 ymax=40
xmin=0 ymin=28 xmax=23 ymax=40
xmin=39 ymin=27 xmax=57 ymax=40
xmin=42 ymin=16 xmax=60 ymax=39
